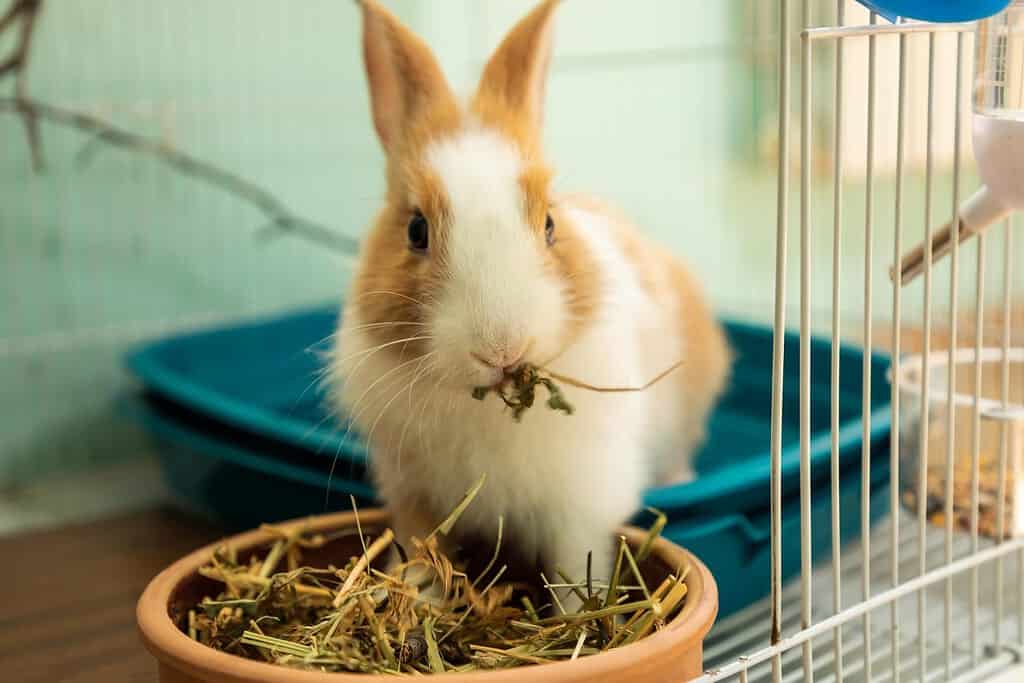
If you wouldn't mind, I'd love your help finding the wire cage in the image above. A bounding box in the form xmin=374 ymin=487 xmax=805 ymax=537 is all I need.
xmin=1 ymin=1 xmax=1023 ymax=681
xmin=698 ymin=2 xmax=1024 ymax=683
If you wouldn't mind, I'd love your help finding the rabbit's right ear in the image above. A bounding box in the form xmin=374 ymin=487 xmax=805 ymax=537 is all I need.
xmin=474 ymin=0 xmax=561 ymax=135
xmin=356 ymin=0 xmax=456 ymax=155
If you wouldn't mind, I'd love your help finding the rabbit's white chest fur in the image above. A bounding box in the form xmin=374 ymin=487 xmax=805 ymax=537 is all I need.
xmin=333 ymin=204 xmax=694 ymax=582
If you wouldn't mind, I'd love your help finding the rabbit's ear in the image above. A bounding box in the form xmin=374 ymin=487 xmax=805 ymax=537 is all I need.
xmin=357 ymin=0 xmax=456 ymax=154
xmin=474 ymin=0 xmax=561 ymax=132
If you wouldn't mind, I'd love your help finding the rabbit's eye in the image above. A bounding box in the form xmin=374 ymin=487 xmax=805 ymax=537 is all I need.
xmin=408 ymin=211 xmax=429 ymax=253
xmin=545 ymin=214 xmax=555 ymax=246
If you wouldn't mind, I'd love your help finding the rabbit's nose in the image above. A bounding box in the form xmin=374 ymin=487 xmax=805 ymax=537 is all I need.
xmin=471 ymin=343 xmax=529 ymax=373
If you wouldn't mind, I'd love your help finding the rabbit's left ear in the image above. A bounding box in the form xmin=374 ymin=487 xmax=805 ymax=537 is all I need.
xmin=473 ymin=0 xmax=561 ymax=131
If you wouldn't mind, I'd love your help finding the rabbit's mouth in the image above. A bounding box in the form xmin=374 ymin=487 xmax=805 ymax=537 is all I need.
xmin=473 ymin=363 xmax=507 ymax=390
xmin=466 ymin=339 xmax=534 ymax=387
xmin=491 ymin=365 xmax=528 ymax=390
xmin=465 ymin=359 xmax=531 ymax=396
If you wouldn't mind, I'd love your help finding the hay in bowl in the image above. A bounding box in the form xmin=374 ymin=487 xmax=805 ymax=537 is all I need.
xmin=138 ymin=487 xmax=717 ymax=682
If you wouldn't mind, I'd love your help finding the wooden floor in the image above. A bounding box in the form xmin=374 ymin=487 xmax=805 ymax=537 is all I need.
xmin=0 ymin=507 xmax=223 ymax=683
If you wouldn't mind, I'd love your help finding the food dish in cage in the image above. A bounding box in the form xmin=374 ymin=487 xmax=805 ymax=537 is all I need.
xmin=895 ymin=347 xmax=1024 ymax=539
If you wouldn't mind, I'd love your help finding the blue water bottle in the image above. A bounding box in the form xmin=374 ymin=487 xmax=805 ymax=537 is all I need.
xmin=857 ymin=0 xmax=1012 ymax=22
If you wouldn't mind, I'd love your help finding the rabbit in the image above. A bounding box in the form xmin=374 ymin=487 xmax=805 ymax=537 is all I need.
xmin=329 ymin=0 xmax=731 ymax=605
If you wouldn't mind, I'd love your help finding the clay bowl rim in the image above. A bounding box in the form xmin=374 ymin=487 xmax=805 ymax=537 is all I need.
xmin=137 ymin=509 xmax=718 ymax=683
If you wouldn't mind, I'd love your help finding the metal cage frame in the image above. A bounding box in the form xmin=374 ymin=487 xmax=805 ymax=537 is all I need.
xmin=696 ymin=3 xmax=1021 ymax=682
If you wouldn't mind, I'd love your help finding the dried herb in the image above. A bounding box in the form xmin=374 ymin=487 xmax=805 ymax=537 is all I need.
xmin=472 ymin=360 xmax=685 ymax=421
xmin=472 ymin=364 xmax=574 ymax=421
xmin=187 ymin=490 xmax=685 ymax=675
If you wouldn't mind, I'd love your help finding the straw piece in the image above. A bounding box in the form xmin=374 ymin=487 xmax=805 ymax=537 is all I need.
xmin=471 ymin=516 xmax=504 ymax=589
xmin=570 ymin=631 xmax=587 ymax=660
xmin=470 ymin=645 xmax=552 ymax=665
xmin=430 ymin=474 xmax=486 ymax=539
xmin=541 ymin=572 xmax=567 ymax=615
xmin=423 ymin=617 xmax=446 ymax=673
xmin=604 ymin=539 xmax=627 ymax=608
xmin=546 ymin=359 xmax=684 ymax=394
xmin=521 ymin=596 xmax=539 ymax=622
xmin=333 ymin=528 xmax=394 ymax=607
xmin=556 ymin=568 xmax=589 ymax=606
xmin=537 ymin=600 xmax=654 ymax=625
xmin=241 ymin=631 xmax=315 ymax=658
xmin=635 ymin=508 xmax=667 ymax=562
xmin=621 ymin=540 xmax=653 ymax=606
xmin=258 ymin=540 xmax=286 ymax=578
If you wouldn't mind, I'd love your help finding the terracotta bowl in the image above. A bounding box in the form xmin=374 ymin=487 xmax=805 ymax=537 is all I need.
xmin=138 ymin=509 xmax=718 ymax=683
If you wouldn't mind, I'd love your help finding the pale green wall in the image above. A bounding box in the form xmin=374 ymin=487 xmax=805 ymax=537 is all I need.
xmin=1 ymin=0 xmax=411 ymax=480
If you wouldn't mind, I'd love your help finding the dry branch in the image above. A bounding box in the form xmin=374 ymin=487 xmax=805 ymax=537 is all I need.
xmin=0 ymin=0 xmax=360 ymax=257
xmin=1 ymin=0 xmax=44 ymax=169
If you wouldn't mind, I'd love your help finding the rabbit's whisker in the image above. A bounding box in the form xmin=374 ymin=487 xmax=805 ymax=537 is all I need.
xmin=351 ymin=290 xmax=429 ymax=309
xmin=343 ymin=352 xmax=435 ymax=445
xmin=365 ymin=360 xmax=434 ymax=457
xmin=395 ymin=356 xmax=439 ymax=472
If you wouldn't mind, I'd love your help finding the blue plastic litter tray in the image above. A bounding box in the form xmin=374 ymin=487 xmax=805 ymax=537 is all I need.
xmin=125 ymin=304 xmax=892 ymax=517
xmin=127 ymin=391 xmax=890 ymax=619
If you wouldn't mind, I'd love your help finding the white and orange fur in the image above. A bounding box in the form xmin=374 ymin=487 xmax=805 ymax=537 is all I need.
xmin=330 ymin=0 xmax=730 ymax=599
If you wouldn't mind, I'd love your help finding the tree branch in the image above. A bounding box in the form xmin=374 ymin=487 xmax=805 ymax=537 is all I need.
xmin=1 ymin=0 xmax=44 ymax=169
xmin=0 ymin=0 xmax=360 ymax=257
xmin=0 ymin=0 xmax=30 ymax=31
xmin=0 ymin=95 xmax=360 ymax=256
